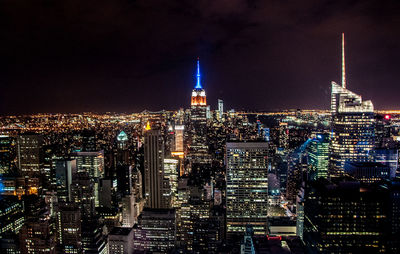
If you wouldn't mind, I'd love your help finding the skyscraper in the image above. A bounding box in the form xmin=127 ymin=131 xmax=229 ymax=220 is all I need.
xmin=218 ymin=99 xmax=224 ymax=121
xmin=188 ymin=58 xmax=210 ymax=165
xmin=17 ymin=134 xmax=43 ymax=176
xmin=0 ymin=135 xmax=14 ymax=175
xmin=308 ymin=134 xmax=329 ymax=180
xmin=144 ymin=127 xmax=165 ymax=208
xmin=191 ymin=57 xmax=207 ymax=108
xmin=133 ymin=208 xmax=176 ymax=253
xmin=54 ymin=159 xmax=77 ymax=203
xmin=329 ymin=34 xmax=375 ymax=176
xmin=304 ymin=178 xmax=388 ymax=253
xmin=226 ymin=142 xmax=269 ymax=238
xmin=172 ymin=124 xmax=185 ymax=159
xmin=72 ymin=151 xmax=104 ymax=207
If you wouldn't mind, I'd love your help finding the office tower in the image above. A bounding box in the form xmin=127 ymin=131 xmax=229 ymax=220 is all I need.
xmin=53 ymin=159 xmax=77 ymax=202
xmin=56 ymin=203 xmax=82 ymax=253
xmin=375 ymin=148 xmax=398 ymax=178
xmin=133 ymin=208 xmax=176 ymax=253
xmin=388 ymin=181 xmax=400 ymax=252
xmin=42 ymin=145 xmax=57 ymax=192
xmin=176 ymin=186 xmax=208 ymax=251
xmin=80 ymin=129 xmax=97 ymax=152
xmin=70 ymin=172 xmax=96 ymax=218
xmin=329 ymin=35 xmax=375 ymax=176
xmin=73 ymin=151 xmax=104 ymax=207
xmin=17 ymin=134 xmax=43 ymax=176
xmin=144 ymin=127 xmax=165 ymax=208
xmin=0 ymin=236 xmax=19 ymax=254
xmin=81 ymin=220 xmax=107 ymax=254
xmin=176 ymin=186 xmax=222 ymax=253
xmin=131 ymin=167 xmax=143 ymax=200
xmin=0 ymin=135 xmax=14 ymax=174
xmin=116 ymin=165 xmax=132 ymax=196
xmin=330 ymin=81 xmax=375 ymax=176
xmin=206 ymin=105 xmax=211 ymax=119
xmin=99 ymin=178 xmax=113 ymax=209
xmin=278 ymin=122 xmax=289 ymax=149
xmin=172 ymin=124 xmax=185 ymax=176
xmin=0 ymin=196 xmax=24 ymax=236
xmin=108 ymin=227 xmax=134 ymax=254
xmin=344 ymin=162 xmax=390 ymax=183
xmin=308 ymin=134 xmax=329 ymax=180
xmin=303 ymin=178 xmax=388 ymax=253
xmin=218 ymin=99 xmax=224 ymax=121
xmin=121 ymin=194 xmax=136 ymax=227
xmin=163 ymin=158 xmax=178 ymax=208
xmin=375 ymin=114 xmax=392 ymax=149
xmin=296 ymin=184 xmax=305 ymax=240
xmin=19 ymin=196 xmax=56 ymax=254
xmin=226 ymin=142 xmax=269 ymax=238
xmin=286 ymin=158 xmax=307 ymax=203
xmin=172 ymin=125 xmax=184 ymax=155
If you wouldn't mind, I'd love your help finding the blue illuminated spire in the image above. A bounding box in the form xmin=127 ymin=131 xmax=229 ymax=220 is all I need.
xmin=195 ymin=57 xmax=202 ymax=89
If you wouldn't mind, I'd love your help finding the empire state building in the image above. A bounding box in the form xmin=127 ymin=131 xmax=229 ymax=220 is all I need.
xmin=188 ymin=57 xmax=210 ymax=165
xmin=191 ymin=57 xmax=207 ymax=107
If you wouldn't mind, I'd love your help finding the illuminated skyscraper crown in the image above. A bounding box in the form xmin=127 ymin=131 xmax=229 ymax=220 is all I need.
xmin=191 ymin=57 xmax=206 ymax=106
xmin=330 ymin=34 xmax=373 ymax=114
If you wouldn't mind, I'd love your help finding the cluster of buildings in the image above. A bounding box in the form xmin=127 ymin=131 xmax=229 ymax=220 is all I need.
xmin=0 ymin=35 xmax=400 ymax=253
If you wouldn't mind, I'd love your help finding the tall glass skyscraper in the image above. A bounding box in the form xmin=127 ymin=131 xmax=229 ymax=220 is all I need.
xmin=329 ymin=81 xmax=375 ymax=176
xmin=308 ymin=133 xmax=329 ymax=180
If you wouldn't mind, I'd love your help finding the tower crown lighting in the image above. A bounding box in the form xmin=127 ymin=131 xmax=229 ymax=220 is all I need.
xmin=191 ymin=57 xmax=207 ymax=106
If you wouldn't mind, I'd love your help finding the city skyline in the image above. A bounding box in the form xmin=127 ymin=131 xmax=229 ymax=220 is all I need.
xmin=1 ymin=0 xmax=400 ymax=114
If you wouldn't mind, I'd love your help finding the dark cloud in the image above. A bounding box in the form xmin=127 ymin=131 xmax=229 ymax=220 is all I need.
xmin=0 ymin=0 xmax=399 ymax=114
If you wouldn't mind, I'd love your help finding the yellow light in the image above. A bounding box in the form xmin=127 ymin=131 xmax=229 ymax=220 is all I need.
xmin=171 ymin=151 xmax=184 ymax=158
xmin=145 ymin=121 xmax=151 ymax=130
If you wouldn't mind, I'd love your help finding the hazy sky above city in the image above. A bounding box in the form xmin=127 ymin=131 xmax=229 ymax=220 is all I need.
xmin=1 ymin=0 xmax=399 ymax=114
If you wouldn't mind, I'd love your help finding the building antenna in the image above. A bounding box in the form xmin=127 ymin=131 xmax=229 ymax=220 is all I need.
xmin=342 ymin=33 xmax=346 ymax=88
xmin=195 ymin=57 xmax=202 ymax=89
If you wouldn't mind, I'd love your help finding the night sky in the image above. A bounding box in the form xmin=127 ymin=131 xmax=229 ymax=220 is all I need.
xmin=1 ymin=0 xmax=399 ymax=114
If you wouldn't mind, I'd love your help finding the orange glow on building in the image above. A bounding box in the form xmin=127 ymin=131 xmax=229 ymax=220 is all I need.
xmin=171 ymin=151 xmax=184 ymax=158
xmin=145 ymin=121 xmax=151 ymax=130
xmin=191 ymin=90 xmax=207 ymax=106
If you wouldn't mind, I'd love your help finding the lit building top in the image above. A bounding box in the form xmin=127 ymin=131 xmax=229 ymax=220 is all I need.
xmin=330 ymin=34 xmax=373 ymax=114
xmin=145 ymin=121 xmax=151 ymax=131
xmin=117 ymin=131 xmax=128 ymax=142
xmin=191 ymin=57 xmax=207 ymax=106
xmin=331 ymin=82 xmax=374 ymax=114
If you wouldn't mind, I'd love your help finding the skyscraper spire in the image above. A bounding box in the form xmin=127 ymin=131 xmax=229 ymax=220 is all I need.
xmin=195 ymin=57 xmax=202 ymax=89
xmin=342 ymin=33 xmax=346 ymax=88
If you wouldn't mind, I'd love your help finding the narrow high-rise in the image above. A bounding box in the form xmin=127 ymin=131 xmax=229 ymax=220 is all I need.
xmin=189 ymin=58 xmax=210 ymax=165
xmin=144 ymin=126 xmax=165 ymax=208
